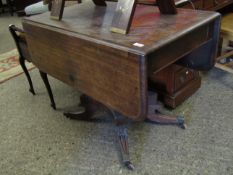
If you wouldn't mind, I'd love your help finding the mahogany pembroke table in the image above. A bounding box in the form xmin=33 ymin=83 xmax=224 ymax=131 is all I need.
xmin=22 ymin=0 xmax=220 ymax=170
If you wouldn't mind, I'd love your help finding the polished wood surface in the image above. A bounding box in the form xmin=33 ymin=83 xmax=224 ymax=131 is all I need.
xmin=23 ymin=0 xmax=220 ymax=120
xmin=157 ymin=0 xmax=177 ymax=14
xmin=149 ymin=64 xmax=201 ymax=108
xmin=23 ymin=2 xmax=219 ymax=55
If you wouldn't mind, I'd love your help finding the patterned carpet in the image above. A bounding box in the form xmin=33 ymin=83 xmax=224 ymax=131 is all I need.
xmin=0 ymin=49 xmax=35 ymax=83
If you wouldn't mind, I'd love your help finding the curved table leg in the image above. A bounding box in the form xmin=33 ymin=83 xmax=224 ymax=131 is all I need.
xmin=111 ymin=111 xmax=135 ymax=171
xmin=63 ymin=93 xmax=185 ymax=170
xmin=64 ymin=95 xmax=135 ymax=170
xmin=39 ymin=70 xmax=56 ymax=110
xmin=146 ymin=92 xmax=186 ymax=129
xmin=116 ymin=125 xmax=134 ymax=170
xmin=146 ymin=111 xmax=186 ymax=129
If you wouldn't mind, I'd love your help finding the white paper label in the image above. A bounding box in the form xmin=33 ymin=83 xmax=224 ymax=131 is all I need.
xmin=133 ymin=43 xmax=144 ymax=47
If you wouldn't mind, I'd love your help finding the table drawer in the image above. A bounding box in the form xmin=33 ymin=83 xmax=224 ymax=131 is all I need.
xmin=174 ymin=68 xmax=195 ymax=92
xmin=148 ymin=64 xmax=201 ymax=108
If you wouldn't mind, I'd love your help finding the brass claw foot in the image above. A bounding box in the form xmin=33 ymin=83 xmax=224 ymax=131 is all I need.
xmin=176 ymin=116 xmax=187 ymax=129
xmin=146 ymin=92 xmax=186 ymax=129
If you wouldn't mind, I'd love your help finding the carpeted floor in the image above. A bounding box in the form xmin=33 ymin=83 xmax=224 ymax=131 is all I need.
xmin=0 ymin=49 xmax=35 ymax=83
xmin=0 ymin=67 xmax=232 ymax=175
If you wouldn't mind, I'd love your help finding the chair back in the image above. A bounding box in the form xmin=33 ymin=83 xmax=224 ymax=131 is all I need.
xmin=9 ymin=24 xmax=31 ymax=62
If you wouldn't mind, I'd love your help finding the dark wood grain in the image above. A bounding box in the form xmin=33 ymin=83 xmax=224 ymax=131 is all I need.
xmin=23 ymin=2 xmax=220 ymax=54
xmin=149 ymin=64 xmax=201 ymax=108
xmin=157 ymin=0 xmax=177 ymax=14
xmin=23 ymin=21 xmax=147 ymax=120
xmin=14 ymin=0 xmax=41 ymax=12
xmin=22 ymin=1 xmax=220 ymax=120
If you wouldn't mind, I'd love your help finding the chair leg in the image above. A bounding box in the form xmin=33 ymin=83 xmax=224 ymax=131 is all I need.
xmin=19 ymin=57 xmax=35 ymax=95
xmin=39 ymin=70 xmax=56 ymax=110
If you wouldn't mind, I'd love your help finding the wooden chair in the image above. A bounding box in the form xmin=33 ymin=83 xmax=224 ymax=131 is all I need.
xmin=215 ymin=13 xmax=233 ymax=74
xmin=9 ymin=24 xmax=56 ymax=109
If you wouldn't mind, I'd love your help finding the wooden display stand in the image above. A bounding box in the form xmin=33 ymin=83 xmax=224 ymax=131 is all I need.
xmin=50 ymin=0 xmax=177 ymax=34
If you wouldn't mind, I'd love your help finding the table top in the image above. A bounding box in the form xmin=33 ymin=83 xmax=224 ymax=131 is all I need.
xmin=22 ymin=0 xmax=221 ymax=120
xmin=23 ymin=0 xmax=219 ymax=56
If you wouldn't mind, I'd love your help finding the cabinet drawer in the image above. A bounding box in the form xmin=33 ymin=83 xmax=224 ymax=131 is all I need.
xmin=174 ymin=68 xmax=195 ymax=92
